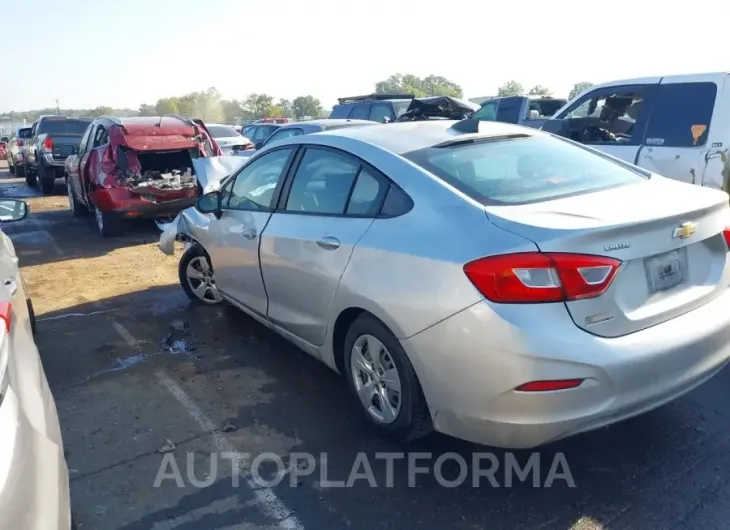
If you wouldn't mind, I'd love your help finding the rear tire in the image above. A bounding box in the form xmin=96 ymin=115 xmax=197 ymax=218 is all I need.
xmin=38 ymin=163 xmax=55 ymax=195
xmin=343 ymin=314 xmax=433 ymax=443
xmin=23 ymin=165 xmax=36 ymax=187
xmin=26 ymin=298 xmax=37 ymax=336
xmin=93 ymin=205 xmax=121 ymax=237
xmin=8 ymin=163 xmax=14 ymax=174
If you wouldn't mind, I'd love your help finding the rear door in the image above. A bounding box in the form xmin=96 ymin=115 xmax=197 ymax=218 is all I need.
xmin=550 ymin=83 xmax=658 ymax=164
xmin=206 ymin=147 xmax=295 ymax=316
xmin=260 ymin=147 xmax=388 ymax=345
xmin=633 ymin=75 xmax=723 ymax=187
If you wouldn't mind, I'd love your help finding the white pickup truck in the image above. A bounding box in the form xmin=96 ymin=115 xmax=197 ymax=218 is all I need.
xmin=542 ymin=72 xmax=730 ymax=191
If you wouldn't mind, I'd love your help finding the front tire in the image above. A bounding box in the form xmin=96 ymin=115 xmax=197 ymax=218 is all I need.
xmin=344 ymin=314 xmax=433 ymax=443
xmin=179 ymin=244 xmax=224 ymax=305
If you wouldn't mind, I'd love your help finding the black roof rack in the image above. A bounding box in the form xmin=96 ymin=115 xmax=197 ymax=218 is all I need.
xmin=337 ymin=93 xmax=415 ymax=105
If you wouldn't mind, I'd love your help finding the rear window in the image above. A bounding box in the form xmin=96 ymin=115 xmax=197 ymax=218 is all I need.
xmin=39 ymin=119 xmax=91 ymax=135
xmin=643 ymin=82 xmax=717 ymax=147
xmin=18 ymin=128 xmax=32 ymax=139
xmin=207 ymin=125 xmax=241 ymax=138
xmin=404 ymin=135 xmax=648 ymax=205
xmin=329 ymin=104 xmax=352 ymax=119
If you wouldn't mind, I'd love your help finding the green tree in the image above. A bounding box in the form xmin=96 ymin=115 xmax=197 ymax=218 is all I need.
xmin=138 ymin=104 xmax=156 ymax=116
xmin=497 ymin=80 xmax=524 ymax=97
xmin=527 ymin=85 xmax=552 ymax=96
xmin=90 ymin=106 xmax=114 ymax=118
xmin=277 ymin=99 xmax=296 ymax=119
xmin=375 ymin=74 xmax=463 ymax=98
xmin=569 ymin=81 xmax=593 ymax=100
xmin=221 ymin=99 xmax=243 ymax=124
xmin=241 ymin=94 xmax=277 ymax=120
xmin=155 ymin=97 xmax=181 ymax=115
xmin=292 ymin=95 xmax=323 ymax=119
xmin=177 ymin=87 xmax=223 ymax=122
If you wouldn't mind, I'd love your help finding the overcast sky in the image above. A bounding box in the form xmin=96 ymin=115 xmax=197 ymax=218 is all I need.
xmin=2 ymin=0 xmax=728 ymax=113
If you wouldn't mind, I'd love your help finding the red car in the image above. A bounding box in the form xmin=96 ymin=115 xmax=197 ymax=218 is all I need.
xmin=65 ymin=116 xmax=221 ymax=236
xmin=0 ymin=142 xmax=6 ymax=161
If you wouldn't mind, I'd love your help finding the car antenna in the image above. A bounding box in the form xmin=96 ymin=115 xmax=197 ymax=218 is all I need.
xmin=450 ymin=119 xmax=480 ymax=134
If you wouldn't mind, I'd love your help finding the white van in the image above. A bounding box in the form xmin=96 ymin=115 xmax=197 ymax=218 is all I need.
xmin=543 ymin=72 xmax=730 ymax=190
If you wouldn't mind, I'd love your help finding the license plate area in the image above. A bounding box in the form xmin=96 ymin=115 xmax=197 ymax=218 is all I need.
xmin=645 ymin=248 xmax=687 ymax=293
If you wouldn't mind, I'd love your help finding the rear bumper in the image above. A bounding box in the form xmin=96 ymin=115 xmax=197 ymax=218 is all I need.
xmin=41 ymin=155 xmax=68 ymax=168
xmin=402 ymin=290 xmax=730 ymax=449
xmin=0 ymin=386 xmax=71 ymax=530
xmin=90 ymin=186 xmax=198 ymax=219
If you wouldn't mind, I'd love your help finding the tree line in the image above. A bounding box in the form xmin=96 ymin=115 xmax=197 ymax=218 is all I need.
xmin=1 ymin=75 xmax=596 ymax=124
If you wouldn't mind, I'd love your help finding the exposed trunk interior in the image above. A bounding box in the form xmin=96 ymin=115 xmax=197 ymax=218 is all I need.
xmin=127 ymin=149 xmax=197 ymax=192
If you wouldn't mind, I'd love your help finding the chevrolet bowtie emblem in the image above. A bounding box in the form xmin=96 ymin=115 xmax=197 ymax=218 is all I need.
xmin=672 ymin=222 xmax=697 ymax=239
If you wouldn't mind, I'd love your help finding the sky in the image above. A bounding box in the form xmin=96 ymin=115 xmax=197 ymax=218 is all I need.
xmin=2 ymin=0 xmax=729 ymax=113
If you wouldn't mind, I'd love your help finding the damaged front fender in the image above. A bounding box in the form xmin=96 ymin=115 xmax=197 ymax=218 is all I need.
xmin=158 ymin=206 xmax=214 ymax=256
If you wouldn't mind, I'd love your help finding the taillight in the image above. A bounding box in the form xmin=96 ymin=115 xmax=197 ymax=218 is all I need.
xmin=464 ymin=252 xmax=621 ymax=304
xmin=15 ymin=140 xmax=23 ymax=147
xmin=42 ymin=136 xmax=53 ymax=153
xmin=723 ymin=227 xmax=730 ymax=249
xmin=0 ymin=302 xmax=12 ymax=332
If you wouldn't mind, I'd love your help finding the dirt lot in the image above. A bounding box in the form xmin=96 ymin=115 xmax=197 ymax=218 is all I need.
xmin=2 ymin=159 xmax=730 ymax=529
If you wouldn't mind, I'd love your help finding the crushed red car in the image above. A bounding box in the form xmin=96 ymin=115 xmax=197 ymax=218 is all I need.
xmin=65 ymin=115 xmax=222 ymax=236
xmin=0 ymin=142 xmax=6 ymax=161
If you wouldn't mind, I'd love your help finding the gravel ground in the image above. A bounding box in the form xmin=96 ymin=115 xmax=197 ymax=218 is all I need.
xmin=2 ymin=159 xmax=729 ymax=530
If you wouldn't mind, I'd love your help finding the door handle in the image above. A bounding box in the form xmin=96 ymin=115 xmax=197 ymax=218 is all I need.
xmin=316 ymin=236 xmax=341 ymax=250
xmin=242 ymin=228 xmax=257 ymax=240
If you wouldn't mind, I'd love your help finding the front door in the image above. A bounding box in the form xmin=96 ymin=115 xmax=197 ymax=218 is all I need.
xmin=551 ymin=81 xmax=659 ymax=165
xmin=260 ymin=147 xmax=389 ymax=346
xmin=206 ymin=147 xmax=295 ymax=316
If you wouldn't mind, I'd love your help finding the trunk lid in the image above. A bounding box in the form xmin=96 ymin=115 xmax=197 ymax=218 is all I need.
xmin=48 ymin=134 xmax=83 ymax=159
xmin=486 ymin=177 xmax=730 ymax=337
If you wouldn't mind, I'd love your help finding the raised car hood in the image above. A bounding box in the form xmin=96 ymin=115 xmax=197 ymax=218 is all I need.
xmin=192 ymin=155 xmax=248 ymax=193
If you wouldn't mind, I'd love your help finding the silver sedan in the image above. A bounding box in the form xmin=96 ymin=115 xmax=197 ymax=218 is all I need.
xmin=162 ymin=119 xmax=730 ymax=448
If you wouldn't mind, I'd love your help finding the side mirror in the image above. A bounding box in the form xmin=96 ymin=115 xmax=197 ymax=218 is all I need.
xmin=0 ymin=199 xmax=28 ymax=223
xmin=254 ymin=141 xmax=263 ymax=150
xmin=196 ymin=191 xmax=222 ymax=217
xmin=382 ymin=117 xmax=391 ymax=124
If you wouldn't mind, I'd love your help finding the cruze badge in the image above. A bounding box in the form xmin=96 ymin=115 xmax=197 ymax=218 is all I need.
xmin=672 ymin=222 xmax=697 ymax=239
xmin=604 ymin=242 xmax=631 ymax=252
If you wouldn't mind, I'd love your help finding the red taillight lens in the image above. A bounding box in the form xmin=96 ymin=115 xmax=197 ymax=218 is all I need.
xmin=0 ymin=302 xmax=12 ymax=332
xmin=515 ymin=379 xmax=584 ymax=392
xmin=15 ymin=140 xmax=23 ymax=147
xmin=42 ymin=136 xmax=53 ymax=152
xmin=464 ymin=252 xmax=621 ymax=303
xmin=722 ymin=227 xmax=730 ymax=249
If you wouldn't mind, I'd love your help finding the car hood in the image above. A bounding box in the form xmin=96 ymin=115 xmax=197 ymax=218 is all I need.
xmin=192 ymin=155 xmax=248 ymax=194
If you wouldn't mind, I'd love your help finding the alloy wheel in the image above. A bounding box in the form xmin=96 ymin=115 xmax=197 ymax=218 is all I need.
xmin=185 ymin=256 xmax=223 ymax=304
xmin=350 ymin=334 xmax=402 ymax=424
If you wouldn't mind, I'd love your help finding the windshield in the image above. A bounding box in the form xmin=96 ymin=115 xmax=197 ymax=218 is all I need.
xmin=207 ymin=125 xmax=241 ymax=138
xmin=39 ymin=119 xmax=91 ymax=135
xmin=404 ymin=135 xmax=648 ymax=205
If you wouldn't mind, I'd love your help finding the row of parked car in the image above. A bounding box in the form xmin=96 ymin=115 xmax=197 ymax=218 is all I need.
xmin=2 ymin=70 xmax=730 ymax=529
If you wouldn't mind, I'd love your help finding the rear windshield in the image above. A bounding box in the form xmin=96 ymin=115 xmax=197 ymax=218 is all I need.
xmin=207 ymin=125 xmax=241 ymax=138
xmin=39 ymin=119 xmax=91 ymax=135
xmin=18 ymin=128 xmax=32 ymax=139
xmin=329 ymin=105 xmax=352 ymax=119
xmin=403 ymin=135 xmax=647 ymax=205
